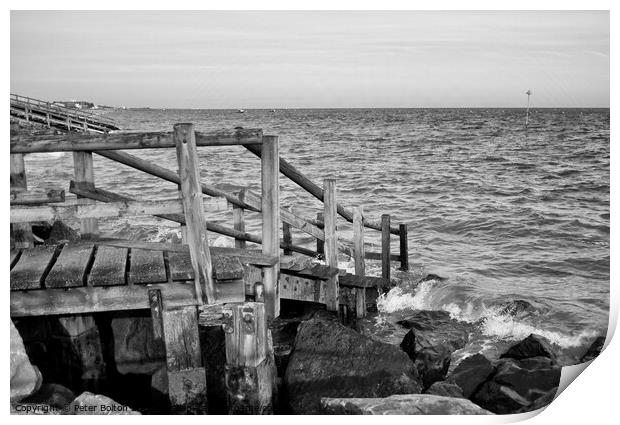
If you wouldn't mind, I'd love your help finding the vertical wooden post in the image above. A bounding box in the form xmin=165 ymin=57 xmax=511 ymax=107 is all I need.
xmin=46 ymin=112 xmax=51 ymax=128
xmin=399 ymin=223 xmax=409 ymax=271
xmin=224 ymin=302 xmax=274 ymax=414
xmin=233 ymin=205 xmax=246 ymax=249
xmin=323 ymin=179 xmax=339 ymax=312
xmin=381 ymin=214 xmax=391 ymax=281
xmin=162 ymin=306 xmax=208 ymax=413
xmin=282 ymin=207 xmax=293 ymax=255
xmin=353 ymin=206 xmax=365 ymax=277
xmin=261 ymin=135 xmax=280 ymax=319
xmin=174 ymin=123 xmax=215 ymax=305
xmin=353 ymin=206 xmax=366 ymax=318
xmin=316 ymin=212 xmax=324 ymax=256
xmin=73 ymin=151 xmax=99 ymax=239
xmin=10 ymin=154 xmax=33 ymax=248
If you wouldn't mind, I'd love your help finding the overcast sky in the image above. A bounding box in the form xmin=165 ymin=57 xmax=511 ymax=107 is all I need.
xmin=10 ymin=11 xmax=609 ymax=108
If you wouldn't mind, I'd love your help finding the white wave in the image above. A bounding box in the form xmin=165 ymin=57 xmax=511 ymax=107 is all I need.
xmin=376 ymin=279 xmax=599 ymax=349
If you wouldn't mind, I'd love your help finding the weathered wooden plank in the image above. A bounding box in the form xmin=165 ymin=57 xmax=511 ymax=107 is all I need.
xmin=280 ymin=274 xmax=317 ymax=302
xmin=399 ymin=223 xmax=409 ymax=271
xmin=168 ymin=251 xmax=194 ymax=281
xmin=10 ymin=280 xmax=244 ymax=317
xmin=10 ymin=250 xmax=21 ymax=269
xmin=233 ymin=204 xmax=246 ymax=249
xmin=174 ymin=123 xmax=215 ymax=304
xmin=10 ymin=245 xmax=58 ymax=290
xmin=212 ymin=256 xmax=244 ymax=281
xmin=10 ymin=128 xmax=263 ymax=153
xmin=381 ymin=214 xmax=391 ymax=281
xmin=149 ymin=289 xmax=164 ymax=341
xmin=364 ymin=251 xmax=401 ymax=262
xmin=339 ymin=273 xmax=390 ymax=288
xmin=280 ymin=255 xmax=313 ymax=272
xmin=10 ymin=188 xmax=65 ymax=205
xmin=46 ymin=242 xmax=95 ymax=288
xmin=353 ymin=206 xmax=365 ymax=277
xmin=224 ymin=303 xmax=266 ymax=367
xmin=129 ymin=249 xmax=167 ymax=284
xmin=323 ymin=179 xmax=339 ymax=312
xmin=293 ymin=264 xmax=340 ymax=280
xmin=88 ymin=245 xmax=127 ymax=287
xmin=10 ymin=198 xmax=228 ymax=223
xmin=10 ymin=153 xmax=33 ymax=248
xmin=261 ymin=135 xmax=280 ymax=319
xmin=95 ymin=238 xmax=279 ymax=266
xmin=73 ymin=151 xmax=98 ymax=239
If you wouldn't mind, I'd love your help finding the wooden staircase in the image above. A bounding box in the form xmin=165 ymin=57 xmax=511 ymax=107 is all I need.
xmin=10 ymin=93 xmax=120 ymax=133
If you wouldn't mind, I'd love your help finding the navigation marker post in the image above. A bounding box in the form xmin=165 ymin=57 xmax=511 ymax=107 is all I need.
xmin=525 ymin=89 xmax=532 ymax=127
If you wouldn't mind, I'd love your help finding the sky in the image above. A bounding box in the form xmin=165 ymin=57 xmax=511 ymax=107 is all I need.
xmin=10 ymin=11 xmax=610 ymax=108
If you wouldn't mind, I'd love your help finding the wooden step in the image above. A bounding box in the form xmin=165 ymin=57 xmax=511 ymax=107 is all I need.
xmin=286 ymin=263 xmax=340 ymax=281
xmin=339 ymin=273 xmax=390 ymax=289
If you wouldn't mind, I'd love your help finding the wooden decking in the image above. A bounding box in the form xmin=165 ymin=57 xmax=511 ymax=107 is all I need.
xmin=9 ymin=241 xmax=251 ymax=316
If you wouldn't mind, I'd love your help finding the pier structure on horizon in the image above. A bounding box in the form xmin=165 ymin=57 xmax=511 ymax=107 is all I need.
xmin=9 ymin=121 xmax=410 ymax=413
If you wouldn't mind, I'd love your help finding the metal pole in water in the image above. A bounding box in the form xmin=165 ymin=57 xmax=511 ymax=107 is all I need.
xmin=525 ymin=89 xmax=532 ymax=127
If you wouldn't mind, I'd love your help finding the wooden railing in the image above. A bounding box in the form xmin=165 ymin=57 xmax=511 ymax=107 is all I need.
xmin=10 ymin=125 xmax=410 ymax=310
xmin=10 ymin=93 xmax=119 ymax=133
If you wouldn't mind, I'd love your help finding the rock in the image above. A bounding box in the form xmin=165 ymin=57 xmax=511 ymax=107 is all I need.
xmin=580 ymin=336 xmax=605 ymax=362
xmin=515 ymin=387 xmax=557 ymax=413
xmin=498 ymin=300 xmax=536 ymax=317
xmin=284 ymin=311 xmax=421 ymax=414
xmin=424 ymin=381 xmax=465 ymax=398
xmin=398 ymin=310 xmax=471 ymax=388
xmin=22 ymin=383 xmax=75 ymax=409
xmin=321 ymin=394 xmax=492 ymax=415
xmin=46 ymin=220 xmax=79 ymax=244
xmin=65 ymin=392 xmax=140 ymax=415
xmin=447 ymin=353 xmax=495 ymax=398
xmin=472 ymin=357 xmax=561 ymax=414
xmin=419 ymin=274 xmax=447 ymax=283
xmin=11 ymin=320 xmax=43 ymax=402
xmin=111 ymin=312 xmax=165 ymax=375
xmin=500 ymin=334 xmax=556 ymax=362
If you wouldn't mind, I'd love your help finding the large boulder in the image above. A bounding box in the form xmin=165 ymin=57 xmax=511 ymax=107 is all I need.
xmin=46 ymin=220 xmax=79 ymax=244
xmin=11 ymin=320 xmax=43 ymax=402
xmin=398 ymin=310 xmax=472 ymax=388
xmin=22 ymin=383 xmax=75 ymax=409
xmin=497 ymin=300 xmax=537 ymax=318
xmin=500 ymin=334 xmax=556 ymax=362
xmin=424 ymin=381 xmax=465 ymax=398
xmin=65 ymin=392 xmax=140 ymax=415
xmin=284 ymin=311 xmax=421 ymax=414
xmin=580 ymin=336 xmax=605 ymax=363
xmin=321 ymin=394 xmax=492 ymax=415
xmin=446 ymin=353 xmax=495 ymax=398
xmin=471 ymin=357 xmax=560 ymax=414
xmin=516 ymin=387 xmax=557 ymax=413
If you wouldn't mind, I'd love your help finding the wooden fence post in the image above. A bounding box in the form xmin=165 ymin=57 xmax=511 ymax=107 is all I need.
xmin=261 ymin=135 xmax=280 ymax=319
xmin=399 ymin=223 xmax=409 ymax=271
xmin=174 ymin=123 xmax=215 ymax=305
xmin=10 ymin=154 xmax=34 ymax=248
xmin=224 ymin=302 xmax=274 ymax=414
xmin=381 ymin=214 xmax=391 ymax=281
xmin=353 ymin=206 xmax=365 ymax=277
xmin=233 ymin=205 xmax=246 ymax=249
xmin=73 ymin=151 xmax=99 ymax=239
xmin=282 ymin=207 xmax=293 ymax=255
xmin=162 ymin=306 xmax=208 ymax=413
xmin=353 ymin=206 xmax=366 ymax=318
xmin=316 ymin=212 xmax=324 ymax=256
xmin=323 ymin=179 xmax=339 ymax=312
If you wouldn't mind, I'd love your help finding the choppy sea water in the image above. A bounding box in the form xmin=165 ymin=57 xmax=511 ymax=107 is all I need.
xmin=24 ymin=108 xmax=609 ymax=365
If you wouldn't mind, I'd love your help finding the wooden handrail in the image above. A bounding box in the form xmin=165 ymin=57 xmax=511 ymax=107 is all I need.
xmin=10 ymin=93 xmax=116 ymax=125
xmin=10 ymin=129 xmax=263 ymax=153
xmin=244 ymin=144 xmax=401 ymax=235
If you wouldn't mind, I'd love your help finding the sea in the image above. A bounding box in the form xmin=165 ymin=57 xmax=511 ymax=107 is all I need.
xmin=23 ymin=107 xmax=610 ymax=366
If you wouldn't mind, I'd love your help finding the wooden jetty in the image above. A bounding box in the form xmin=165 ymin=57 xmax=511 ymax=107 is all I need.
xmin=9 ymin=123 xmax=410 ymax=413
xmin=10 ymin=93 xmax=120 ymax=133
